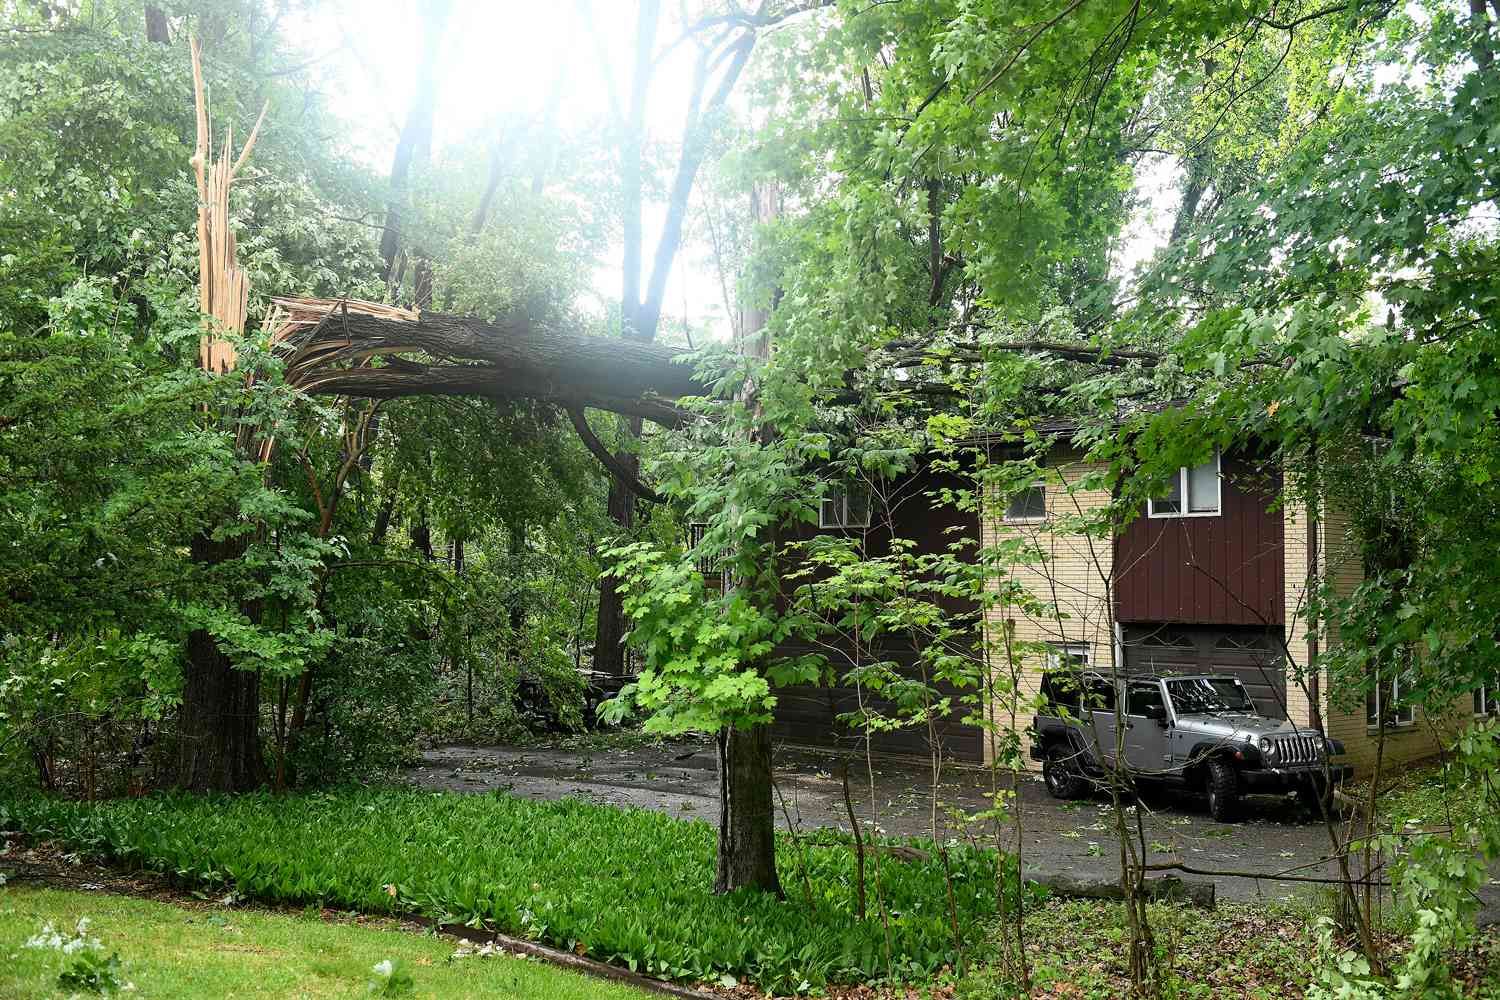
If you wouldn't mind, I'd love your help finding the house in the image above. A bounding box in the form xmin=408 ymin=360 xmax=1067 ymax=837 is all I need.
xmin=767 ymin=426 xmax=1484 ymax=777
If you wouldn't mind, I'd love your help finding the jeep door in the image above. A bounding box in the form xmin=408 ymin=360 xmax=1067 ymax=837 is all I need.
xmin=1122 ymin=680 xmax=1172 ymax=776
xmin=1086 ymin=676 xmax=1122 ymax=766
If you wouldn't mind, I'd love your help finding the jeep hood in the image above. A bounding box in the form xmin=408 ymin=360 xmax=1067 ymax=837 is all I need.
xmin=1172 ymin=712 xmax=1305 ymax=742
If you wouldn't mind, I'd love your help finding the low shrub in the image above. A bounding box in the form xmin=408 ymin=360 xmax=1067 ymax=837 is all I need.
xmin=0 ymin=788 xmax=1013 ymax=992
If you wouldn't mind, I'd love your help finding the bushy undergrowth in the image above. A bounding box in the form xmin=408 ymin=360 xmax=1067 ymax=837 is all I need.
xmin=0 ymin=788 xmax=1011 ymax=992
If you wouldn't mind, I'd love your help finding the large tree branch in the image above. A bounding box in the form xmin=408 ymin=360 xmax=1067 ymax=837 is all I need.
xmin=274 ymin=300 xmax=709 ymax=426
xmin=566 ymin=405 xmax=665 ymax=503
xmin=655 ymin=0 xmax=833 ymax=66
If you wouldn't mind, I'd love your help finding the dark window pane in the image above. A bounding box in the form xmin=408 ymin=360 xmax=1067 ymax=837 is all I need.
xmin=1129 ymin=681 xmax=1165 ymax=716
xmin=845 ymin=489 xmax=869 ymax=526
xmin=1006 ymin=484 xmax=1046 ymax=521
xmin=1151 ymin=472 xmax=1182 ymax=514
xmin=1086 ymin=678 xmax=1116 ymax=711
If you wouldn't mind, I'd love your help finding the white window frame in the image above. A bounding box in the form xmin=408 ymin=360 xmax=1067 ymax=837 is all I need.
xmin=819 ymin=487 xmax=871 ymax=529
xmin=1147 ymin=451 xmax=1223 ymax=519
xmin=1367 ymin=666 xmax=1416 ymax=729
xmin=1003 ymin=481 xmax=1047 ymax=524
xmin=1476 ymin=685 xmax=1496 ymax=718
xmin=1045 ymin=642 xmax=1091 ymax=671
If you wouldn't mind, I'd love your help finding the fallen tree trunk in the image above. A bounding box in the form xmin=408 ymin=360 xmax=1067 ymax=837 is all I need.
xmin=1031 ymin=872 xmax=1216 ymax=909
xmin=274 ymin=299 xmax=711 ymax=426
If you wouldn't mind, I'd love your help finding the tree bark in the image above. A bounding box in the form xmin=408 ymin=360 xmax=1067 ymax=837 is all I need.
xmin=715 ymin=723 xmax=783 ymax=895
xmin=144 ymin=4 xmax=169 ymax=43
xmin=379 ymin=0 xmax=454 ymax=284
xmin=594 ymin=467 xmax=636 ymax=675
xmin=280 ymin=307 xmax=706 ymax=427
xmin=174 ymin=533 xmax=269 ymax=793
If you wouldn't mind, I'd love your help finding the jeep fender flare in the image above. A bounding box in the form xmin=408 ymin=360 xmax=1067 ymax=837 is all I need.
xmin=1184 ymin=742 xmax=1245 ymax=787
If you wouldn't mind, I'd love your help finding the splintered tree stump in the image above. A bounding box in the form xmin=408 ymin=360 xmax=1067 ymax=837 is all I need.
xmin=1032 ymin=872 xmax=1216 ymax=909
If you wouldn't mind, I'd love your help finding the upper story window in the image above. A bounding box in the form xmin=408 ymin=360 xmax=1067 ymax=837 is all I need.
xmin=1148 ymin=452 xmax=1222 ymax=518
xmin=819 ymin=487 xmax=870 ymax=529
xmin=1004 ymin=482 xmax=1047 ymax=523
xmin=1476 ymin=686 xmax=1497 ymax=718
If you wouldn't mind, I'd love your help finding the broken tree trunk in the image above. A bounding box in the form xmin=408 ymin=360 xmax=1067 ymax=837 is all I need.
xmin=1031 ymin=872 xmax=1216 ymax=909
xmin=272 ymin=299 xmax=709 ymax=427
xmin=174 ymin=38 xmax=271 ymax=793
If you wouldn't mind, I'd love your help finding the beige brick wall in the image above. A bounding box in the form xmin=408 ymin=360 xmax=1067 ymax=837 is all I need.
xmin=1313 ymin=503 xmax=1446 ymax=776
xmin=981 ymin=453 xmax=1116 ymax=766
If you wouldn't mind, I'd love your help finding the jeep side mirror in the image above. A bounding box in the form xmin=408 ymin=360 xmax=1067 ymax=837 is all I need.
xmin=1143 ymin=704 xmax=1167 ymax=722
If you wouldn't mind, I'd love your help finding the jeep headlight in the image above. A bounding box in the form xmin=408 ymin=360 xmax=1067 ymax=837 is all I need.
xmin=1263 ymin=740 xmax=1280 ymax=763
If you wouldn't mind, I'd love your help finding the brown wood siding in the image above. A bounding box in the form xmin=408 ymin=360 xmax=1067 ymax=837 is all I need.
xmin=773 ymin=466 xmax=981 ymax=621
xmin=770 ymin=466 xmax=985 ymax=761
xmin=1114 ymin=455 xmax=1284 ymax=626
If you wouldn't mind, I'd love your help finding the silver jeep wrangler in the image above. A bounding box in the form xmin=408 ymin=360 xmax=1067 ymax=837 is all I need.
xmin=1030 ymin=670 xmax=1353 ymax=821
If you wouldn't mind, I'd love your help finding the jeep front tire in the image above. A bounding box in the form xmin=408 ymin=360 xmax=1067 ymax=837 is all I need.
xmin=1206 ymin=759 xmax=1240 ymax=821
xmin=1043 ymin=746 xmax=1088 ymax=800
xmin=1297 ymin=776 xmax=1341 ymax=818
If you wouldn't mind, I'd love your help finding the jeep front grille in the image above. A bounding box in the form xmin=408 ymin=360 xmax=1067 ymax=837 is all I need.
xmin=1269 ymin=734 xmax=1323 ymax=766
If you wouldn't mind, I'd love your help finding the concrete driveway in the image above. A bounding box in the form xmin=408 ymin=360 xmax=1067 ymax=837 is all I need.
xmin=405 ymin=736 xmax=1388 ymax=907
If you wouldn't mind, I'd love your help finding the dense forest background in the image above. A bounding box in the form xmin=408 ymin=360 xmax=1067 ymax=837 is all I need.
xmin=0 ymin=0 xmax=653 ymax=789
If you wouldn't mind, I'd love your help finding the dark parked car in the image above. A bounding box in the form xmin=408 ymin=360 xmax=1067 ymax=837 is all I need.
xmin=1030 ymin=670 xmax=1352 ymax=820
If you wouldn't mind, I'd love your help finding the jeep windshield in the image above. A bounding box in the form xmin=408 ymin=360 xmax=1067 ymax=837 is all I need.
xmin=1165 ymin=677 xmax=1254 ymax=715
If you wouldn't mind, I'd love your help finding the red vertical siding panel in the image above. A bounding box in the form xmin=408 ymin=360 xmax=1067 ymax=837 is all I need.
xmin=1115 ymin=453 xmax=1283 ymax=625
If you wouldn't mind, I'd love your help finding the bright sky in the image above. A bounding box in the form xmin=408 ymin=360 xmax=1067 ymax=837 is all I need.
xmin=298 ymin=1 xmax=734 ymax=337
xmin=302 ymin=2 xmax=1174 ymax=337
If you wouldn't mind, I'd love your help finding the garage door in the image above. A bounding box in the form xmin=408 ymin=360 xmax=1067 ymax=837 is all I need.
xmin=770 ymin=643 xmax=985 ymax=762
xmin=1121 ymin=625 xmax=1288 ymax=719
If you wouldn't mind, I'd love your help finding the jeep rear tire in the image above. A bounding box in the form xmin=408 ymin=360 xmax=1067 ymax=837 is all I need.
xmin=1043 ymin=746 xmax=1089 ymax=800
xmin=1206 ymin=759 xmax=1240 ymax=821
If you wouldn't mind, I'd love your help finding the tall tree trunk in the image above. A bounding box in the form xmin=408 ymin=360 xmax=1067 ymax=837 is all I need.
xmin=144 ymin=4 xmax=169 ymax=43
xmin=715 ymin=723 xmax=782 ymax=895
xmin=1166 ymin=150 xmax=1213 ymax=253
xmin=175 ymin=533 xmax=268 ymax=792
xmin=379 ymin=0 xmax=454 ymax=285
xmin=580 ymin=2 xmax=765 ymax=678
xmin=712 ymin=183 xmax=784 ymax=894
xmin=591 ymin=0 xmax=659 ymax=673
xmin=594 ymin=463 xmax=636 ymax=674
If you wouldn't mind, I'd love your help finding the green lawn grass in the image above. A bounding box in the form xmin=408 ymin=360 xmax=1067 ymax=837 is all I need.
xmin=0 ymin=884 xmax=647 ymax=999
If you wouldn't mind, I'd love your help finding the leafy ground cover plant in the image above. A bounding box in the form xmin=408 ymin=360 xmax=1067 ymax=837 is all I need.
xmin=0 ymin=788 xmax=1011 ymax=992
